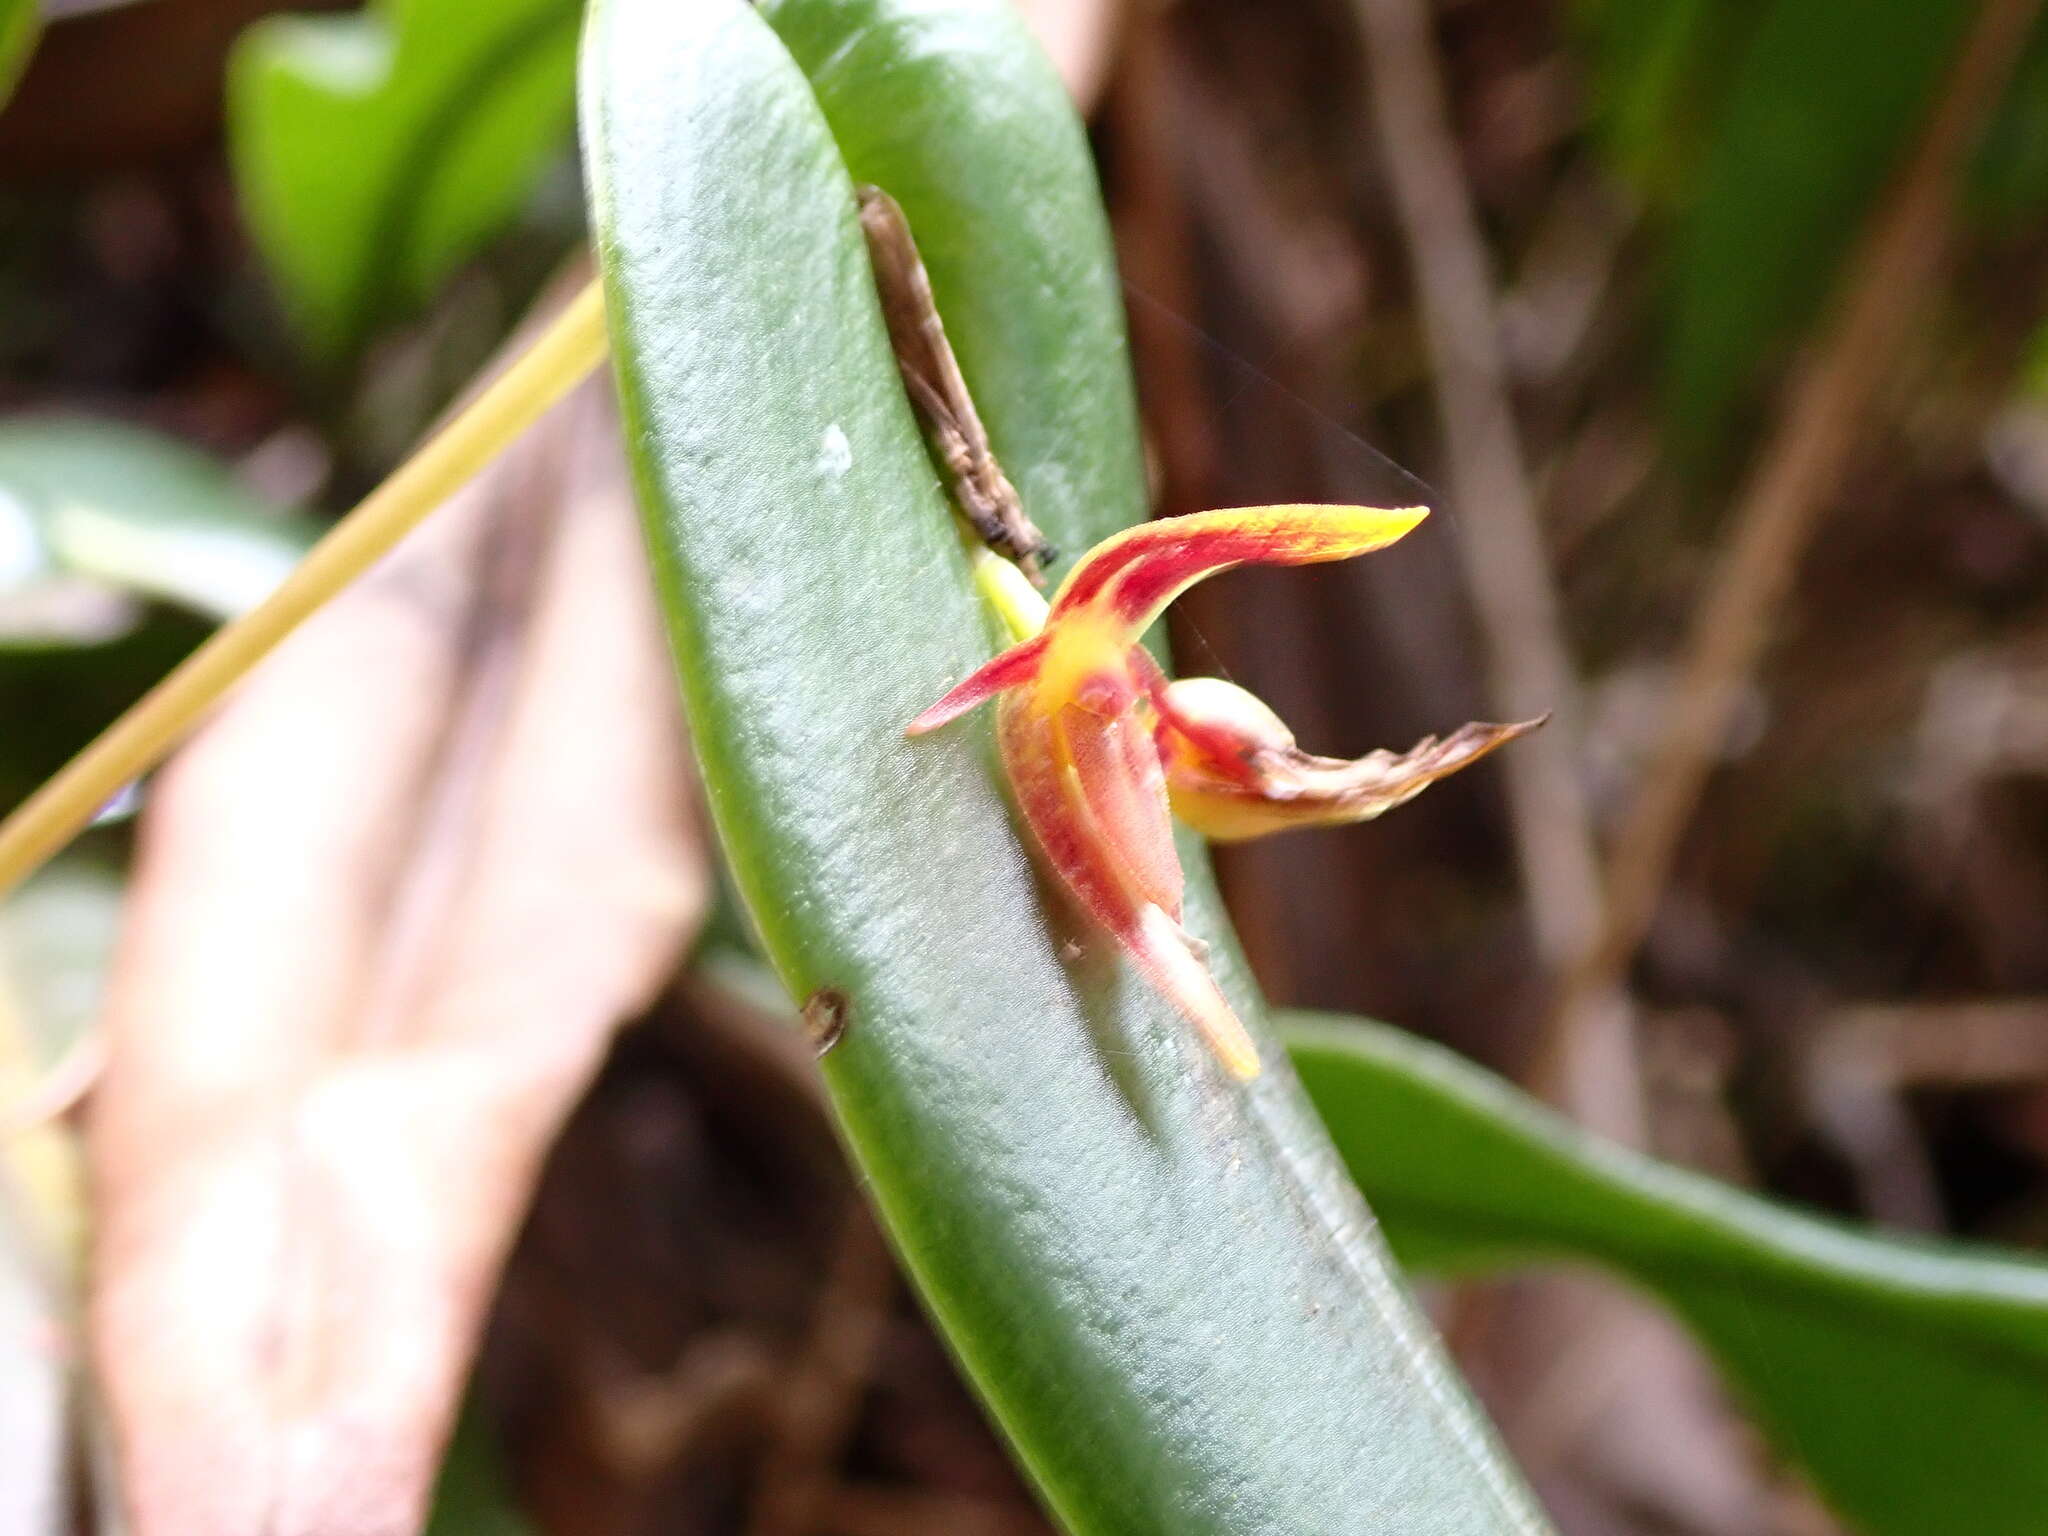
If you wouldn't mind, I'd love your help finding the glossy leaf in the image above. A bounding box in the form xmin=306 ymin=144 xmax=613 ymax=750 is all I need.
xmin=584 ymin=0 xmax=1552 ymax=1530
xmin=228 ymin=0 xmax=581 ymax=356
xmin=1290 ymin=1012 xmax=2048 ymax=1536
xmin=0 ymin=418 xmax=319 ymax=633
xmin=1666 ymin=0 xmax=1972 ymax=462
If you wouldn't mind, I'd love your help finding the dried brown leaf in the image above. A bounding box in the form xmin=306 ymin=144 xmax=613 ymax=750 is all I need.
xmin=1013 ymin=0 xmax=1123 ymax=109
xmin=86 ymin=301 xmax=705 ymax=1535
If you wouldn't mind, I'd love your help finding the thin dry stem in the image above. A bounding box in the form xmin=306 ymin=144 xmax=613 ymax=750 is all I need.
xmin=1353 ymin=0 xmax=1641 ymax=1140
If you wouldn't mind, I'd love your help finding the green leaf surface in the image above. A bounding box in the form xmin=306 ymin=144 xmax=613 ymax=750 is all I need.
xmin=1289 ymin=1012 xmax=2048 ymax=1536
xmin=0 ymin=418 xmax=319 ymax=629
xmin=583 ymin=1 xmax=1550 ymax=1530
xmin=228 ymin=0 xmax=581 ymax=357
xmin=1666 ymin=0 xmax=1971 ymax=462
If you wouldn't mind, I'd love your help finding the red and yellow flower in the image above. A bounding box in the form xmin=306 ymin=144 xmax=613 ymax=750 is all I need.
xmin=909 ymin=505 xmax=1537 ymax=1081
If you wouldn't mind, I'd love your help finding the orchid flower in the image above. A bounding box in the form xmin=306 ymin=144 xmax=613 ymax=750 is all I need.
xmin=908 ymin=504 xmax=1537 ymax=1081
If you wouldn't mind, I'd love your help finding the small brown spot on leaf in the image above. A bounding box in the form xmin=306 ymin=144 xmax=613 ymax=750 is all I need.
xmin=802 ymin=988 xmax=850 ymax=1057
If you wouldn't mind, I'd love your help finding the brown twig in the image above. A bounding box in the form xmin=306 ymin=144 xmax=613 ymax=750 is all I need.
xmin=1790 ymin=999 xmax=2048 ymax=1232
xmin=1352 ymin=0 xmax=1641 ymax=1140
xmin=858 ymin=186 xmax=1055 ymax=582
xmin=1555 ymin=0 xmax=2046 ymax=1030
xmin=1810 ymin=1000 xmax=2048 ymax=1089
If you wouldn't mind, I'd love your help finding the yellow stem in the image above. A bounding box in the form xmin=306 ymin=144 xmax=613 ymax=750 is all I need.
xmin=0 ymin=279 xmax=611 ymax=901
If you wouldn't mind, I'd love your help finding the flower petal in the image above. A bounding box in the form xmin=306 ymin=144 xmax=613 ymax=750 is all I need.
xmin=904 ymin=632 xmax=1048 ymax=735
xmin=1050 ymin=504 xmax=1428 ymax=641
xmin=1055 ymin=699 xmax=1181 ymax=918
xmin=996 ymin=690 xmax=1258 ymax=1078
xmin=997 ymin=694 xmax=1181 ymax=933
xmin=1158 ymin=676 xmax=1545 ymax=842
xmin=1126 ymin=905 xmax=1259 ymax=1081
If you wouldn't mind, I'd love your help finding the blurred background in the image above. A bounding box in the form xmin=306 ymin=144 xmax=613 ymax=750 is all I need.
xmin=2 ymin=0 xmax=2047 ymax=1532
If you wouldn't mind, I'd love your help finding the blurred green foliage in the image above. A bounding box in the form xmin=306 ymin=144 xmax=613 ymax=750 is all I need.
xmin=1291 ymin=1013 xmax=2048 ymax=1536
xmin=1665 ymin=0 xmax=1971 ymax=462
xmin=228 ymin=0 xmax=582 ymax=359
xmin=1967 ymin=17 xmax=2048 ymax=226
xmin=1579 ymin=0 xmax=2048 ymax=465
xmin=0 ymin=418 xmax=318 ymax=817
xmin=1574 ymin=0 xmax=1764 ymax=194
xmin=423 ymin=1406 xmax=535 ymax=1536
xmin=0 ymin=418 xmax=320 ymax=631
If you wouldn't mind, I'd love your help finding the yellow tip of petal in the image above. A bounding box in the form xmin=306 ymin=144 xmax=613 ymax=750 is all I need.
xmin=1218 ymin=502 xmax=1429 ymax=544
xmin=1133 ymin=905 xmax=1261 ymax=1080
xmin=1048 ymin=504 xmax=1432 ymax=644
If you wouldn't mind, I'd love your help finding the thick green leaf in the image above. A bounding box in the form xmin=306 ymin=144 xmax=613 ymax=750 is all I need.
xmin=228 ymin=0 xmax=581 ymax=356
xmin=0 ymin=418 xmax=319 ymax=631
xmin=1289 ymin=1012 xmax=2048 ymax=1536
xmin=584 ymin=2 xmax=1551 ymax=1531
xmin=1666 ymin=0 xmax=1971 ymax=462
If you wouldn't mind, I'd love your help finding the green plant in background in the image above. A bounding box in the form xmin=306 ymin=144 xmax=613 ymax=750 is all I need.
xmin=1580 ymin=0 xmax=2048 ymax=464
xmin=1664 ymin=0 xmax=1974 ymax=460
xmin=0 ymin=419 xmax=321 ymax=631
xmin=1291 ymin=1016 xmax=2048 ymax=1536
xmin=228 ymin=0 xmax=582 ymax=357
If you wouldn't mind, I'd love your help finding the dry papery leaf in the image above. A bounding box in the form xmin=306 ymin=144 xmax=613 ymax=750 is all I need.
xmin=1016 ymin=0 xmax=1124 ymax=111
xmin=87 ymin=287 xmax=706 ymax=1535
